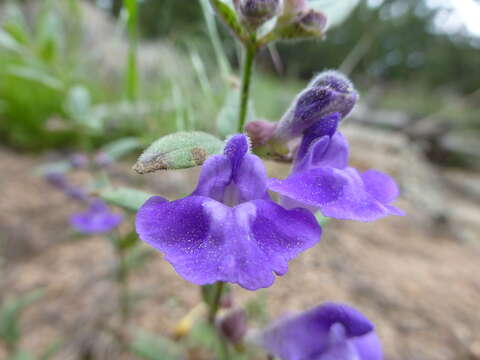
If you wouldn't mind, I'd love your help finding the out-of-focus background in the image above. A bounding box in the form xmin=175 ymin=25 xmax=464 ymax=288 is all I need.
xmin=0 ymin=0 xmax=479 ymax=359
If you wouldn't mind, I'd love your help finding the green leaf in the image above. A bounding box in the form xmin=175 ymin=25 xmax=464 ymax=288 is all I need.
xmin=100 ymin=137 xmax=142 ymax=160
xmin=208 ymin=0 xmax=248 ymax=41
xmin=100 ymin=187 xmax=153 ymax=212
xmin=0 ymin=290 xmax=43 ymax=348
xmin=6 ymin=66 xmax=63 ymax=90
xmin=64 ymin=85 xmax=103 ymax=132
xmin=133 ymin=131 xmax=224 ymax=173
xmin=130 ymin=331 xmax=184 ymax=360
xmin=310 ymin=0 xmax=360 ymax=28
xmin=34 ymin=161 xmax=72 ymax=176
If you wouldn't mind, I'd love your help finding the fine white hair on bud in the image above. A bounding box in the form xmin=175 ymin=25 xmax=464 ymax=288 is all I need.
xmin=236 ymin=0 xmax=282 ymax=30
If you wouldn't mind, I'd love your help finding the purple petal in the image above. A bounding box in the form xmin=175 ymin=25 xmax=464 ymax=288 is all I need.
xmin=294 ymin=132 xmax=349 ymax=173
xmin=70 ymin=200 xmax=123 ymax=234
xmin=260 ymin=303 xmax=374 ymax=360
xmin=361 ymin=169 xmax=399 ymax=204
xmin=232 ymin=154 xmax=269 ymax=202
xmin=135 ymin=196 xmax=321 ymax=290
xmin=192 ymin=154 xmax=232 ymax=202
xmin=352 ymin=332 xmax=383 ymax=360
xmin=268 ymin=167 xmax=403 ymax=222
xmin=224 ymin=134 xmax=249 ymax=168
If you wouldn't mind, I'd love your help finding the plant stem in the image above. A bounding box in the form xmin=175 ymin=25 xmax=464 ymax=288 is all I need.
xmin=208 ymin=281 xmax=225 ymax=324
xmin=124 ymin=0 xmax=138 ymax=101
xmin=238 ymin=43 xmax=256 ymax=132
xmin=117 ymin=249 xmax=130 ymax=325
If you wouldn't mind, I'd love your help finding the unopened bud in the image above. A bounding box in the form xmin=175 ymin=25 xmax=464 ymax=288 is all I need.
xmin=274 ymin=70 xmax=358 ymax=140
xmin=245 ymin=120 xmax=277 ymax=147
xmin=298 ymin=9 xmax=327 ymax=37
xmin=236 ymin=0 xmax=282 ymax=30
xmin=218 ymin=309 xmax=247 ymax=345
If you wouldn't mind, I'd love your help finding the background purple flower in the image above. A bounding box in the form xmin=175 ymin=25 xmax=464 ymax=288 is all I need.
xmin=268 ymin=113 xmax=404 ymax=222
xmin=258 ymin=302 xmax=382 ymax=360
xmin=71 ymin=199 xmax=123 ymax=234
xmin=136 ymin=134 xmax=321 ymax=290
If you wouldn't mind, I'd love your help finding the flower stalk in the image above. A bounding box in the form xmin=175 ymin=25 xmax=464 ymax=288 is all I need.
xmin=238 ymin=41 xmax=257 ymax=132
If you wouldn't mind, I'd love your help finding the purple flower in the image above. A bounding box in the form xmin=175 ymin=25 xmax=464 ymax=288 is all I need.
xmin=71 ymin=199 xmax=123 ymax=234
xmin=235 ymin=0 xmax=282 ymax=29
xmin=70 ymin=153 xmax=89 ymax=169
xmin=274 ymin=71 xmax=358 ymax=141
xmin=135 ymin=134 xmax=321 ymax=290
xmin=268 ymin=113 xmax=404 ymax=221
xmin=257 ymin=303 xmax=382 ymax=360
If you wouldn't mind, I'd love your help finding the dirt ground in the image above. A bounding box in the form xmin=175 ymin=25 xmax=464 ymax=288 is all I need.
xmin=1 ymin=125 xmax=479 ymax=360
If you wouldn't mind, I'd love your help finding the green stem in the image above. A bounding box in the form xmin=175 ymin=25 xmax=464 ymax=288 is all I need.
xmin=208 ymin=281 xmax=225 ymax=324
xmin=237 ymin=44 xmax=256 ymax=132
xmin=124 ymin=0 xmax=138 ymax=101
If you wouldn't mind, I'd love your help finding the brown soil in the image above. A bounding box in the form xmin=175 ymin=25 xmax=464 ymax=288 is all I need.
xmin=1 ymin=126 xmax=479 ymax=360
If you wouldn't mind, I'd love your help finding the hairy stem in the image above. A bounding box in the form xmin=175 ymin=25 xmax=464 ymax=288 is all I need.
xmin=238 ymin=43 xmax=256 ymax=132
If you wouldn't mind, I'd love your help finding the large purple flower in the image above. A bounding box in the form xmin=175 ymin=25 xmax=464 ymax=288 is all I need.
xmin=258 ymin=302 xmax=382 ymax=360
xmin=135 ymin=134 xmax=321 ymax=290
xmin=268 ymin=113 xmax=404 ymax=222
xmin=71 ymin=199 xmax=123 ymax=234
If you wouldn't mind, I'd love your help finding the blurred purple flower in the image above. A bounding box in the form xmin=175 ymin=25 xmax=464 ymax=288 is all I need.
xmin=136 ymin=134 xmax=321 ymax=290
xmin=94 ymin=151 xmax=113 ymax=168
xmin=71 ymin=199 xmax=123 ymax=234
xmin=44 ymin=171 xmax=90 ymax=202
xmin=258 ymin=302 xmax=382 ymax=360
xmin=70 ymin=153 xmax=89 ymax=169
xmin=269 ymin=113 xmax=404 ymax=222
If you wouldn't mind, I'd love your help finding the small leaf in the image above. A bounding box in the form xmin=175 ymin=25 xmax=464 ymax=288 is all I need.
xmin=209 ymin=0 xmax=247 ymax=41
xmin=0 ymin=290 xmax=43 ymax=348
xmin=133 ymin=131 xmax=224 ymax=173
xmin=6 ymin=66 xmax=63 ymax=90
xmin=100 ymin=187 xmax=153 ymax=212
xmin=130 ymin=331 xmax=184 ymax=360
xmin=100 ymin=137 xmax=142 ymax=160
xmin=116 ymin=231 xmax=139 ymax=251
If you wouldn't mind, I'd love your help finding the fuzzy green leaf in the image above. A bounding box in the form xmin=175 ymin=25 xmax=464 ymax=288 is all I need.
xmin=100 ymin=187 xmax=153 ymax=212
xmin=133 ymin=131 xmax=224 ymax=173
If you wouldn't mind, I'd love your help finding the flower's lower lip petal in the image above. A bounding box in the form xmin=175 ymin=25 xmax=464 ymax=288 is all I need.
xmin=259 ymin=303 xmax=375 ymax=360
xmin=351 ymin=332 xmax=383 ymax=360
xmin=135 ymin=195 xmax=321 ymax=290
xmin=361 ymin=169 xmax=400 ymax=204
xmin=269 ymin=167 xmax=403 ymax=222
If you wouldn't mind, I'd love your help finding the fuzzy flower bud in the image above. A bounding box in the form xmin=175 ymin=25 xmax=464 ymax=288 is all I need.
xmin=298 ymin=9 xmax=327 ymax=37
xmin=274 ymin=70 xmax=358 ymax=141
xmin=236 ymin=0 xmax=282 ymax=30
xmin=218 ymin=309 xmax=247 ymax=345
xmin=245 ymin=120 xmax=277 ymax=147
